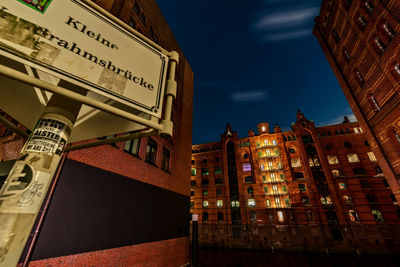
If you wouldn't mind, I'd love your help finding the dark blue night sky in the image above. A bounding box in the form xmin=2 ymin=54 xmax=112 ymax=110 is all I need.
xmin=156 ymin=0 xmax=355 ymax=144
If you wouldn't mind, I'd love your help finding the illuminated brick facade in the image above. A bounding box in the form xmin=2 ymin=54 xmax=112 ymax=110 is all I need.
xmin=191 ymin=111 xmax=400 ymax=253
xmin=313 ymin=0 xmax=400 ymax=203
xmin=0 ymin=0 xmax=193 ymax=266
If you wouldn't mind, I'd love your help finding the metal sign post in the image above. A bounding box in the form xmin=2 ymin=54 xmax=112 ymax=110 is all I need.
xmin=0 ymin=91 xmax=82 ymax=266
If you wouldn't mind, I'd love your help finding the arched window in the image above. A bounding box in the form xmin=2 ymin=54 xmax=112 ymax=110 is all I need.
xmin=368 ymin=93 xmax=381 ymax=111
xmin=372 ymin=36 xmax=386 ymax=54
xmin=354 ymin=69 xmax=364 ymax=85
xmin=381 ymin=21 xmax=395 ymax=40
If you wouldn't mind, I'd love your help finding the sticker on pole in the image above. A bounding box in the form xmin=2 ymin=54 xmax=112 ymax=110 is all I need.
xmin=0 ymin=161 xmax=34 ymax=199
xmin=0 ymin=171 xmax=51 ymax=214
xmin=24 ymin=118 xmax=68 ymax=156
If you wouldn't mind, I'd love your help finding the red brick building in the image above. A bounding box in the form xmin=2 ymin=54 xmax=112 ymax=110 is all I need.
xmin=0 ymin=0 xmax=193 ymax=266
xmin=191 ymin=111 xmax=400 ymax=253
xmin=313 ymin=0 xmax=400 ymax=202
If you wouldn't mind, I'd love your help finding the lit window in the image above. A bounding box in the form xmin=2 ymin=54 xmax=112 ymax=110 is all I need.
xmin=262 ymin=175 xmax=267 ymax=182
xmin=272 ymin=185 xmax=279 ymax=194
xmin=298 ymin=184 xmax=306 ymax=192
xmin=202 ymin=190 xmax=208 ymax=196
xmin=266 ymin=149 xmax=271 ymax=156
xmin=191 ymin=168 xmax=196 ymax=176
xmin=264 ymin=139 xmax=269 ymax=145
xmin=201 ymin=168 xmax=209 ymax=175
xmin=243 ymin=163 xmax=251 ymax=172
xmin=367 ymin=152 xmax=377 ymax=162
xmin=308 ymin=157 xmax=320 ymax=167
xmin=395 ymin=132 xmax=400 ymax=144
xmin=266 ymin=199 xmax=271 ymax=207
xmin=343 ymin=195 xmax=352 ymax=203
xmin=354 ymin=127 xmax=359 ymax=134
xmin=260 ymin=164 xmax=265 ymax=171
xmin=291 ymin=158 xmax=301 ymax=167
xmin=395 ymin=63 xmax=400 ymax=76
xmin=277 ymin=210 xmax=284 ymax=222
xmin=338 ymin=182 xmax=348 ymax=190
xmin=161 ymin=147 xmax=170 ymax=171
xmin=348 ymin=210 xmax=360 ymax=222
xmin=347 ymin=153 xmax=360 ymax=163
xmin=327 ymin=155 xmax=339 ymax=164
xmin=124 ymin=138 xmax=140 ymax=156
xmin=231 ymin=200 xmax=240 ymax=207
xmin=275 ymin=198 xmax=281 ymax=208
xmin=372 ymin=209 xmax=384 ymax=222
xmin=320 ymin=196 xmax=332 ymax=205
xmin=202 ymin=200 xmax=209 ymax=208
xmin=217 ymin=200 xmax=223 ymax=207
xmin=285 ymin=198 xmax=290 ymax=207
xmin=248 ymin=198 xmax=256 ymax=207
xmin=261 ymin=126 xmax=266 ymax=131
xmin=272 ymin=140 xmax=277 ymax=145
xmin=277 ymin=162 xmax=282 ymax=169
xmin=145 ymin=138 xmax=158 ymax=164
xmin=282 ymin=186 xmax=287 ymax=193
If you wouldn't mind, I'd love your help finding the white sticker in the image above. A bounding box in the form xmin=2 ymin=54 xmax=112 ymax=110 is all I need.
xmin=0 ymin=171 xmax=51 ymax=214
xmin=24 ymin=118 xmax=68 ymax=156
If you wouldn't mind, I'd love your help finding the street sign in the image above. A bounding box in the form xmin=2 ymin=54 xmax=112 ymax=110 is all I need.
xmin=0 ymin=0 xmax=168 ymax=118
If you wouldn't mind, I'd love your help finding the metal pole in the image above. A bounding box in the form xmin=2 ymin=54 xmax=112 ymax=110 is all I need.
xmin=191 ymin=214 xmax=198 ymax=267
xmin=0 ymin=89 xmax=82 ymax=266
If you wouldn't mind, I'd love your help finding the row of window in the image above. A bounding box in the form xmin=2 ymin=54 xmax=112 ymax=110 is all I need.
xmin=256 ymin=139 xmax=278 ymax=148
xmin=191 ymin=178 xmax=224 ymax=186
xmin=290 ymin=152 xmax=376 ymax=168
xmin=124 ymin=138 xmax=170 ymax=172
xmin=199 ymin=198 xmax=291 ymax=209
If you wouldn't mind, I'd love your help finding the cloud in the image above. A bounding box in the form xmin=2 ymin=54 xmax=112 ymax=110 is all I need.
xmin=252 ymin=4 xmax=320 ymax=43
xmin=231 ymin=91 xmax=267 ymax=102
xmin=254 ymin=7 xmax=319 ymax=30
xmin=323 ymin=113 xmax=357 ymax=125
xmin=262 ymin=29 xmax=311 ymax=42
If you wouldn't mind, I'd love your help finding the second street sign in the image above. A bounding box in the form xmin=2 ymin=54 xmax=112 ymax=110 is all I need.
xmin=0 ymin=0 xmax=168 ymax=118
